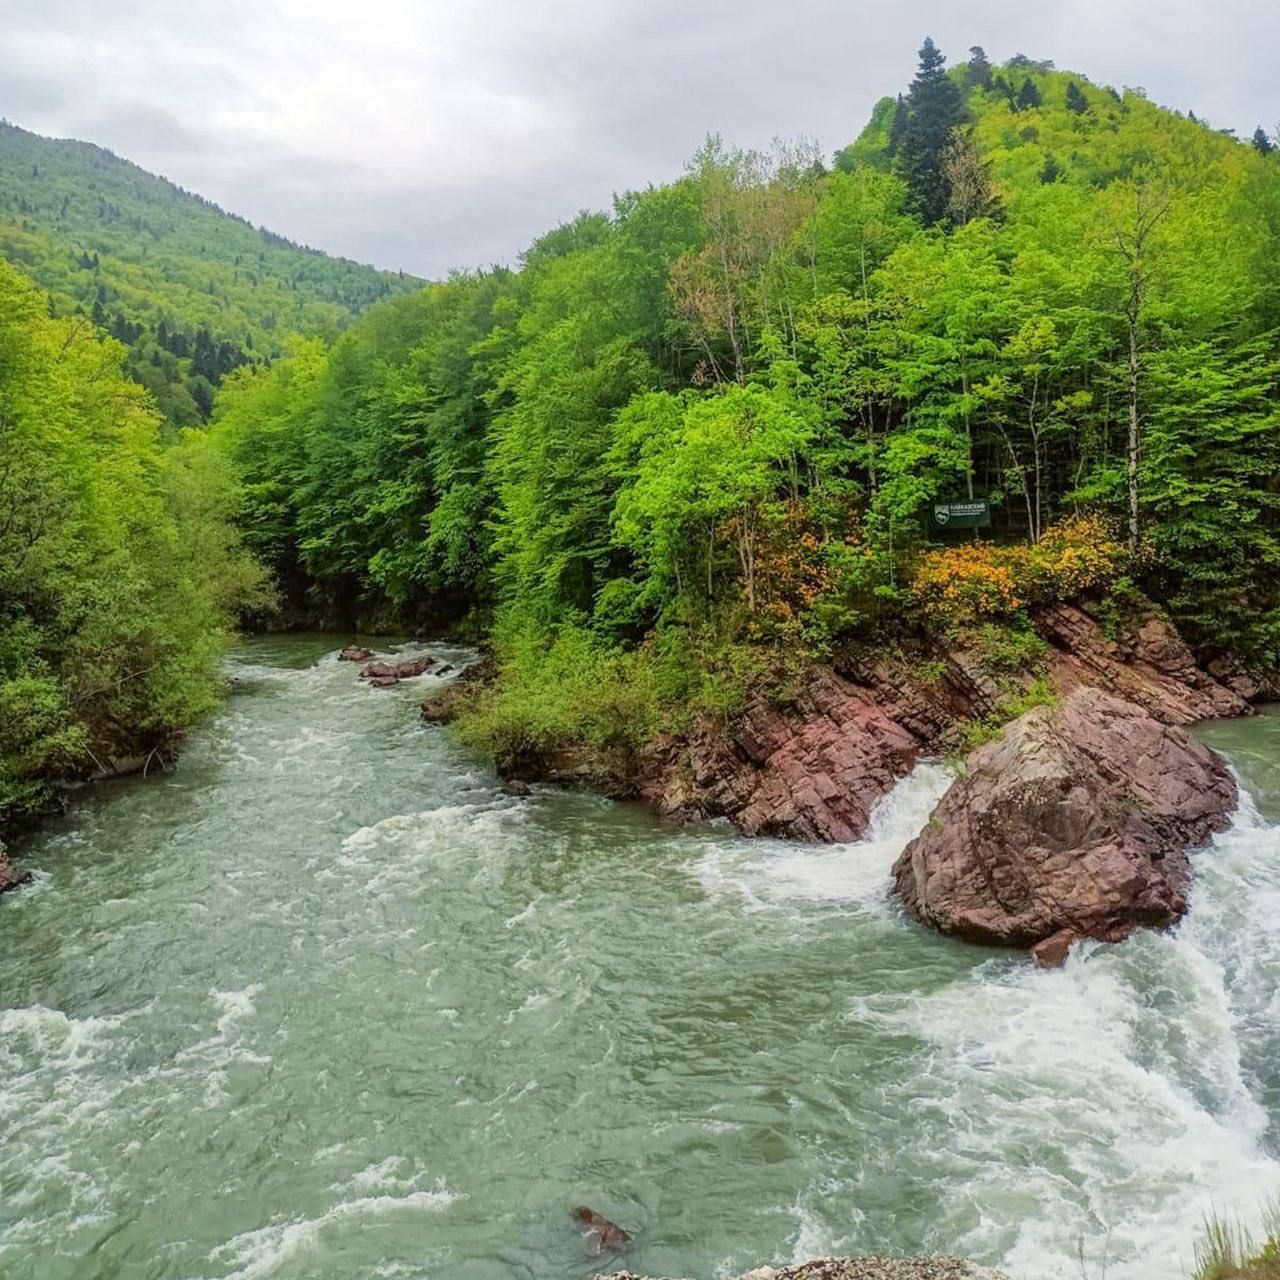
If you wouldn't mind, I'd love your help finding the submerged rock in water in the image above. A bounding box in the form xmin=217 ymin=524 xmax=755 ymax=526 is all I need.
xmin=574 ymin=1205 xmax=630 ymax=1253
xmin=892 ymin=687 xmax=1238 ymax=951
xmin=602 ymin=1257 xmax=1009 ymax=1280
xmin=0 ymin=840 xmax=32 ymax=895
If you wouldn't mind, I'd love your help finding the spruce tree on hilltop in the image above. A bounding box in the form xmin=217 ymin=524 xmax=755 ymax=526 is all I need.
xmin=1066 ymin=81 xmax=1089 ymax=115
xmin=966 ymin=46 xmax=993 ymax=89
xmin=897 ymin=37 xmax=965 ymax=225
xmin=1253 ymin=127 xmax=1276 ymax=156
xmin=1017 ymin=78 xmax=1043 ymax=111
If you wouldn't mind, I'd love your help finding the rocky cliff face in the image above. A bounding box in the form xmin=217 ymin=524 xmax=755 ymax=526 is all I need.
xmin=645 ymin=602 xmax=1254 ymax=844
xmin=890 ymin=687 xmax=1238 ymax=959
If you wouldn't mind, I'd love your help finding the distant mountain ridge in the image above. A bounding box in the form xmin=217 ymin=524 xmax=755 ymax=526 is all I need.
xmin=0 ymin=119 xmax=423 ymax=422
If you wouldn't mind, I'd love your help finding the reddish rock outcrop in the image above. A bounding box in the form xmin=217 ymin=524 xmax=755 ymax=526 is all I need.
xmin=1036 ymin=603 xmax=1248 ymax=724
xmin=603 ymin=1258 xmax=1008 ymax=1280
xmin=650 ymin=667 xmax=923 ymax=841
xmin=891 ymin=687 xmax=1238 ymax=950
xmin=0 ymin=841 xmax=32 ymax=895
xmin=643 ymin=602 xmax=1254 ymax=845
xmin=339 ymin=644 xmax=374 ymax=662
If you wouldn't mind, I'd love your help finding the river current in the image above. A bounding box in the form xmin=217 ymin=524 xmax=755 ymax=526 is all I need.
xmin=2 ymin=636 xmax=1279 ymax=1280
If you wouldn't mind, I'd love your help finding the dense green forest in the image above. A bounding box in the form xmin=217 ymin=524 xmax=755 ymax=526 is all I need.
xmin=0 ymin=257 xmax=269 ymax=824
xmin=211 ymin=43 xmax=1280 ymax=768
xmin=0 ymin=121 xmax=420 ymax=424
xmin=4 ymin=42 xmax=1280 ymax=824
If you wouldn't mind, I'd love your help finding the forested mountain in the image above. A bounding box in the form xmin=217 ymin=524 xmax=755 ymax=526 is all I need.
xmin=211 ymin=43 xmax=1280 ymax=769
xmin=0 ymin=121 xmax=420 ymax=422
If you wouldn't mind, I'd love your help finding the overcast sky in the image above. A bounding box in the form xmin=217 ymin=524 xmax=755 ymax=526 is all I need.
xmin=2 ymin=0 xmax=1276 ymax=278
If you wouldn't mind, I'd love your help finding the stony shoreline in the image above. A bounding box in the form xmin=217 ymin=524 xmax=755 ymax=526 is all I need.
xmin=600 ymin=1256 xmax=1010 ymax=1280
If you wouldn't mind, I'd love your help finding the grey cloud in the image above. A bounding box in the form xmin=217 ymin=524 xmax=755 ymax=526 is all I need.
xmin=0 ymin=0 xmax=1275 ymax=277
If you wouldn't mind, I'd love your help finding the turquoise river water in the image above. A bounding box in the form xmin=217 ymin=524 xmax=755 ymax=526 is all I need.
xmin=2 ymin=636 xmax=1279 ymax=1280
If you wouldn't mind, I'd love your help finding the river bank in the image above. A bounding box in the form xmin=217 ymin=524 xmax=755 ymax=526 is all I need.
xmin=440 ymin=601 xmax=1272 ymax=839
xmin=418 ymin=599 xmax=1277 ymax=968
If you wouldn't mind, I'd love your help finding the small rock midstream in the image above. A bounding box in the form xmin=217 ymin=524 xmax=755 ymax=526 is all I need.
xmin=3 ymin=636 xmax=1279 ymax=1280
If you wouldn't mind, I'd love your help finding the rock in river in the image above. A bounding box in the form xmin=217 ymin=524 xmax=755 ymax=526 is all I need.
xmin=603 ymin=1258 xmax=1008 ymax=1280
xmin=0 ymin=840 xmax=32 ymax=895
xmin=574 ymin=1205 xmax=630 ymax=1253
xmin=891 ymin=687 xmax=1237 ymax=957
xmin=339 ymin=644 xmax=374 ymax=662
xmin=359 ymin=655 xmax=436 ymax=686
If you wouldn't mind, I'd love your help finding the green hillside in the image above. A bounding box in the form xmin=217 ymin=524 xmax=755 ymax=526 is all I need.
xmin=209 ymin=42 xmax=1280 ymax=769
xmin=0 ymin=120 xmax=421 ymax=422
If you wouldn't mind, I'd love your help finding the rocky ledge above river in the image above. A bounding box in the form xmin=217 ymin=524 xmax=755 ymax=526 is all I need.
xmin=643 ymin=601 xmax=1255 ymax=844
xmin=601 ymin=1256 xmax=1009 ymax=1280
xmin=429 ymin=597 xmax=1264 ymax=963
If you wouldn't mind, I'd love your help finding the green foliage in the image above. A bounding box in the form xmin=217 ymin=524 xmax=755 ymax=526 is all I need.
xmin=0 ymin=258 xmax=270 ymax=828
xmin=953 ymin=674 xmax=1060 ymax=759
xmin=1192 ymin=1201 xmax=1280 ymax=1279
xmin=455 ymin=614 xmax=770 ymax=777
xmin=0 ymin=121 xmax=420 ymax=423
xmin=188 ymin=40 xmax=1280 ymax=771
xmin=966 ymin=621 xmax=1050 ymax=672
xmin=895 ymin=37 xmax=966 ymax=224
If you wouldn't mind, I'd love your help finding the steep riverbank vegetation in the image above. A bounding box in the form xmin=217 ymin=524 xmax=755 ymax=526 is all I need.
xmin=0 ymin=258 xmax=269 ymax=829
xmin=207 ymin=43 xmax=1280 ymax=770
xmin=1195 ymin=1203 xmax=1280 ymax=1280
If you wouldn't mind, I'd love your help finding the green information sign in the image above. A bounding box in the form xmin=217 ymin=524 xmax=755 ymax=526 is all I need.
xmin=931 ymin=500 xmax=991 ymax=531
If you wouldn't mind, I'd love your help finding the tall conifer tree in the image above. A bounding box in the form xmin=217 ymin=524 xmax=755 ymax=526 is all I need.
xmin=896 ymin=37 xmax=964 ymax=225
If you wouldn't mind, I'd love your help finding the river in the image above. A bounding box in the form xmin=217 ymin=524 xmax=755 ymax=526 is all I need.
xmin=2 ymin=636 xmax=1279 ymax=1280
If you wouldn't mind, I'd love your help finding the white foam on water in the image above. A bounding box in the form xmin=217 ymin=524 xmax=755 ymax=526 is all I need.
xmin=0 ymin=1005 xmax=133 ymax=1253
xmin=687 ymin=761 xmax=953 ymax=912
xmin=172 ymin=987 xmax=272 ymax=1109
xmin=202 ymin=1176 xmax=463 ymax=1280
xmin=842 ymin=795 xmax=1280 ymax=1280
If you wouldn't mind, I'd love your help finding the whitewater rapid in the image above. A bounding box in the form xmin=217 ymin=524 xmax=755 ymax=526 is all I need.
xmin=1 ymin=638 xmax=1277 ymax=1280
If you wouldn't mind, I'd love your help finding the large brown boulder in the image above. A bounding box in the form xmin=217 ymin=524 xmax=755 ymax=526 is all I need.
xmin=359 ymin=655 xmax=435 ymax=686
xmin=892 ymin=687 xmax=1237 ymax=955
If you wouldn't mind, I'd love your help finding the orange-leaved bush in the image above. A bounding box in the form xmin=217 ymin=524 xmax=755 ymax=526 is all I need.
xmin=912 ymin=515 xmax=1123 ymax=626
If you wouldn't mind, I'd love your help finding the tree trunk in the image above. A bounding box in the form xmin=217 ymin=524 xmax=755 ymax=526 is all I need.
xmin=1126 ymin=282 xmax=1141 ymax=556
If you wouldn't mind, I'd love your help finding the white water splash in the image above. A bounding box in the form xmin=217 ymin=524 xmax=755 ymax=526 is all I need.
xmin=203 ymin=1179 xmax=463 ymax=1280
xmin=687 ymin=760 xmax=953 ymax=911
xmin=840 ymin=796 xmax=1280 ymax=1280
